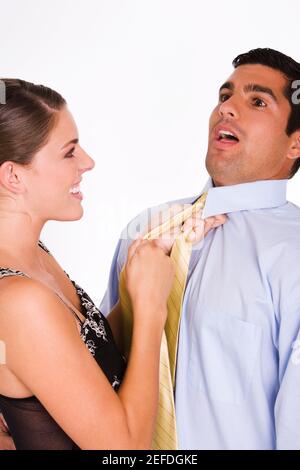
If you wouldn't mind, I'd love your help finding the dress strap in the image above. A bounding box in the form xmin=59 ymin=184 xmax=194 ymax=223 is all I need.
xmin=0 ymin=268 xmax=30 ymax=280
xmin=0 ymin=269 xmax=84 ymax=326
xmin=53 ymin=293 xmax=84 ymax=326
xmin=38 ymin=240 xmax=51 ymax=254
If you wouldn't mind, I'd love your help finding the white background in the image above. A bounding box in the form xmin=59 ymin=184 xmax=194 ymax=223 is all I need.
xmin=1 ymin=0 xmax=300 ymax=304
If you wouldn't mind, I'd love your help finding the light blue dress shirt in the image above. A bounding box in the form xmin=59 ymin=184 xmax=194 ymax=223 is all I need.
xmin=100 ymin=178 xmax=300 ymax=450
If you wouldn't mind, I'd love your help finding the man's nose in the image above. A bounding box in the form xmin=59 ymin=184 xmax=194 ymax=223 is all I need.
xmin=218 ymin=97 xmax=240 ymax=119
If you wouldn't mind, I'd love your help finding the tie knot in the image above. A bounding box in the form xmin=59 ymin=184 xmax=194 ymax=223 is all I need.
xmin=144 ymin=192 xmax=208 ymax=241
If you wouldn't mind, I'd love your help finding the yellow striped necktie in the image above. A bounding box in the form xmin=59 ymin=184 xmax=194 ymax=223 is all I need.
xmin=119 ymin=192 xmax=207 ymax=449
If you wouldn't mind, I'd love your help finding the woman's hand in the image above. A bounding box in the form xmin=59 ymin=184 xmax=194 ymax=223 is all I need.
xmin=125 ymin=239 xmax=175 ymax=326
xmin=145 ymin=204 xmax=227 ymax=254
xmin=184 ymin=212 xmax=228 ymax=241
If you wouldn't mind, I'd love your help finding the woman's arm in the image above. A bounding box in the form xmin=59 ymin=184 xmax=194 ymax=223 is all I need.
xmin=0 ymin=241 xmax=172 ymax=450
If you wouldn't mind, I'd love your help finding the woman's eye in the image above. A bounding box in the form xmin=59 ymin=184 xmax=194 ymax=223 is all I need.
xmin=253 ymin=98 xmax=266 ymax=107
xmin=65 ymin=147 xmax=76 ymax=158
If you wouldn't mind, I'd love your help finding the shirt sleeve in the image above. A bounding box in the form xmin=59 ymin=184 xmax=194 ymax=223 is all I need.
xmin=274 ymin=298 xmax=300 ymax=449
xmin=99 ymin=238 xmax=122 ymax=317
xmin=261 ymin=238 xmax=300 ymax=449
xmin=275 ymin=337 xmax=300 ymax=448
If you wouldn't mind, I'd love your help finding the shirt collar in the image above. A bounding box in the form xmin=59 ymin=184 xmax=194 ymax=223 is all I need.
xmin=201 ymin=178 xmax=288 ymax=218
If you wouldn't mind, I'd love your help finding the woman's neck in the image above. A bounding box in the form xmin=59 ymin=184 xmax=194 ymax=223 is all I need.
xmin=0 ymin=209 xmax=46 ymax=269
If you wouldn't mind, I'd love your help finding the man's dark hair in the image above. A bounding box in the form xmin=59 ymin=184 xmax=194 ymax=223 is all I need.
xmin=232 ymin=48 xmax=300 ymax=178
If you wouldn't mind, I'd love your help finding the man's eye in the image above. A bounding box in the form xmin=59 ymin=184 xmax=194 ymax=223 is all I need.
xmin=253 ymin=98 xmax=266 ymax=107
xmin=219 ymin=94 xmax=230 ymax=103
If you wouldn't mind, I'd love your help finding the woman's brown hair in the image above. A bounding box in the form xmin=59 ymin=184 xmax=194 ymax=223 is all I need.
xmin=0 ymin=79 xmax=66 ymax=167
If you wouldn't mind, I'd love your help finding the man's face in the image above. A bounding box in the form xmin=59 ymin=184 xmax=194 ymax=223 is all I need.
xmin=206 ymin=64 xmax=295 ymax=186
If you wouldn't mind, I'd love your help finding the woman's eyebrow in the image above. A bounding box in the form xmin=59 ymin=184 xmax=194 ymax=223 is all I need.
xmin=61 ymin=138 xmax=79 ymax=150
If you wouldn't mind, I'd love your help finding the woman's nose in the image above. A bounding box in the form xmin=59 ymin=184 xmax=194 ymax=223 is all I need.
xmin=79 ymin=149 xmax=95 ymax=172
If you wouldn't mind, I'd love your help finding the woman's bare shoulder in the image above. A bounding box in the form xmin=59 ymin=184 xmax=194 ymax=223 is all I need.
xmin=0 ymin=274 xmax=81 ymax=376
xmin=0 ymin=275 xmax=49 ymax=307
xmin=0 ymin=275 xmax=70 ymax=332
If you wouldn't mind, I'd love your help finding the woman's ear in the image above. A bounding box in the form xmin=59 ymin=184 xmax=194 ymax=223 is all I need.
xmin=287 ymin=133 xmax=300 ymax=161
xmin=0 ymin=162 xmax=24 ymax=194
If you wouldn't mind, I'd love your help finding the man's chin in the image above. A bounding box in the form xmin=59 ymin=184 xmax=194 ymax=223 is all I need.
xmin=205 ymin=157 xmax=241 ymax=187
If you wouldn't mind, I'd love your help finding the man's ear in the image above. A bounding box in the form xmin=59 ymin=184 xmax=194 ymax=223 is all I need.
xmin=0 ymin=162 xmax=24 ymax=194
xmin=287 ymin=132 xmax=300 ymax=161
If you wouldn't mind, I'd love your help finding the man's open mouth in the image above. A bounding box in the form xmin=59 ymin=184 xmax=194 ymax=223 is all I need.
xmin=217 ymin=129 xmax=239 ymax=142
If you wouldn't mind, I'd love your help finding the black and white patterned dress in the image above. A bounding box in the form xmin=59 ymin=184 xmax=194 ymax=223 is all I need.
xmin=0 ymin=241 xmax=126 ymax=450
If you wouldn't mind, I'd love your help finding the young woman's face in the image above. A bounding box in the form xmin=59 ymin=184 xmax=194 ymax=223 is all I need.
xmin=22 ymin=106 xmax=95 ymax=222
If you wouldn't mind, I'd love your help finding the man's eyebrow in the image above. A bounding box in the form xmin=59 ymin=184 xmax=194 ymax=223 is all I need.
xmin=219 ymin=81 xmax=278 ymax=103
xmin=219 ymin=81 xmax=234 ymax=93
xmin=61 ymin=138 xmax=79 ymax=150
xmin=244 ymin=83 xmax=278 ymax=103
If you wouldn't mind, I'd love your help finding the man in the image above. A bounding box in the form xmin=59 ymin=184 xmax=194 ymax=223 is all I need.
xmin=100 ymin=48 xmax=300 ymax=450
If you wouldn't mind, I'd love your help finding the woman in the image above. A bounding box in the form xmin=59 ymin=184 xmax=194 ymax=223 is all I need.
xmin=0 ymin=79 xmax=226 ymax=450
